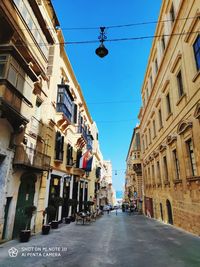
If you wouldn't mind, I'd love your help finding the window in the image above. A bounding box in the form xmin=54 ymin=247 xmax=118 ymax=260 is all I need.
xmin=145 ymin=135 xmax=148 ymax=149
xmin=186 ymin=139 xmax=197 ymax=176
xmin=142 ymin=139 xmax=145 ymax=151
xmin=152 ymin=164 xmax=155 ymax=184
xmin=193 ymin=35 xmax=200 ymax=71
xmin=143 ymin=97 xmax=146 ymax=107
xmin=158 ymin=109 xmax=163 ymax=128
xmin=66 ymin=144 xmax=73 ymax=166
xmin=55 ymin=131 xmax=64 ymax=161
xmin=172 ymin=149 xmax=180 ymax=179
xmin=177 ymin=70 xmax=184 ymax=98
xmin=166 ymin=93 xmax=172 ymax=115
xmin=170 ymin=3 xmax=175 ymax=24
xmin=163 ymin=156 xmax=169 ymax=181
xmin=13 ymin=0 xmax=49 ymax=58
xmin=0 ymin=54 xmax=32 ymax=101
xmin=148 ymin=167 xmax=151 ymax=184
xmin=157 ymin=161 xmax=161 ymax=183
xmin=73 ymin=103 xmax=78 ymax=124
xmin=153 ymin=120 xmax=156 ymax=137
xmin=146 ymin=88 xmax=149 ymax=100
xmin=57 ymin=85 xmax=73 ymax=121
xmin=149 ymin=128 xmax=152 ymax=144
xmin=155 ymin=58 xmax=158 ymax=74
xmin=0 ymin=55 xmax=8 ymax=78
xmin=150 ymin=75 xmax=153 ymax=89
xmin=161 ymin=35 xmax=166 ymax=52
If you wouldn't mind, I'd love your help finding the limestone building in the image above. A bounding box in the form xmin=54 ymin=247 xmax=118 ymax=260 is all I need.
xmin=99 ymin=160 xmax=115 ymax=207
xmin=125 ymin=126 xmax=143 ymax=210
xmin=0 ymin=0 xmax=59 ymax=240
xmin=139 ymin=0 xmax=200 ymax=235
xmin=0 ymin=0 xmax=104 ymax=241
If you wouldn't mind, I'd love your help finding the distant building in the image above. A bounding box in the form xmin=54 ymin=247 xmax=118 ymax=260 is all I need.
xmin=99 ymin=160 xmax=116 ymax=207
xmin=125 ymin=126 xmax=143 ymax=210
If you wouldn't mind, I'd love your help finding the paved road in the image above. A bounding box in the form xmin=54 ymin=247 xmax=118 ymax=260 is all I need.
xmin=0 ymin=210 xmax=200 ymax=267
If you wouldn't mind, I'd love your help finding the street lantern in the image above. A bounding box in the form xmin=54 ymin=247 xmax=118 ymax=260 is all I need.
xmin=95 ymin=27 xmax=109 ymax=58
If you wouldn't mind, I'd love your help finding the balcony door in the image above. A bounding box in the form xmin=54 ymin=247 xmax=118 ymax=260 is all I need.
xmin=12 ymin=173 xmax=36 ymax=238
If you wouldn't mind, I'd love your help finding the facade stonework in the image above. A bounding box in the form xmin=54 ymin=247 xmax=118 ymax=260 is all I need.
xmin=138 ymin=0 xmax=200 ymax=235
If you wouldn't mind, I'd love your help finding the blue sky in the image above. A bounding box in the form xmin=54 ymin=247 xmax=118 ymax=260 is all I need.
xmin=52 ymin=0 xmax=162 ymax=191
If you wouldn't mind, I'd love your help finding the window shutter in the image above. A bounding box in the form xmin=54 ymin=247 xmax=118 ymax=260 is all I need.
xmin=66 ymin=144 xmax=71 ymax=165
xmin=73 ymin=103 xmax=78 ymax=124
xmin=60 ymin=136 xmax=64 ymax=152
xmin=55 ymin=131 xmax=60 ymax=159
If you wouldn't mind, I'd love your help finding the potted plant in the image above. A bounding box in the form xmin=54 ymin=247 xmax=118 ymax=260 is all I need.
xmin=19 ymin=205 xmax=36 ymax=242
xmin=51 ymin=197 xmax=63 ymax=229
xmin=41 ymin=206 xmax=55 ymax=235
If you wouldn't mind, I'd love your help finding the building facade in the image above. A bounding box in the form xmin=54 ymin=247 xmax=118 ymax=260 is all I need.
xmin=125 ymin=126 xmax=143 ymax=210
xmin=0 ymin=0 xmax=59 ymax=240
xmin=139 ymin=0 xmax=200 ymax=235
xmin=0 ymin=0 xmax=105 ymax=241
xmin=99 ymin=160 xmax=115 ymax=207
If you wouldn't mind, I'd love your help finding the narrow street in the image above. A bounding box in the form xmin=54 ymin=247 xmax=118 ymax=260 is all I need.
xmin=0 ymin=211 xmax=200 ymax=267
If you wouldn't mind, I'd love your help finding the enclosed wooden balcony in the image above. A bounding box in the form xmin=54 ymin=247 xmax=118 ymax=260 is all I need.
xmin=0 ymin=82 xmax=28 ymax=129
xmin=13 ymin=145 xmax=51 ymax=171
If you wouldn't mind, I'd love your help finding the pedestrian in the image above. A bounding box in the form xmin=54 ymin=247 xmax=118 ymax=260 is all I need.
xmin=107 ymin=205 xmax=110 ymax=214
xmin=96 ymin=205 xmax=99 ymax=216
xmin=115 ymin=208 xmax=118 ymax=216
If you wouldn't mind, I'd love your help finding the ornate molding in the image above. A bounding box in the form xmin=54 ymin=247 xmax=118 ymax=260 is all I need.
xmin=159 ymin=143 xmax=167 ymax=152
xmin=177 ymin=120 xmax=193 ymax=135
xmin=166 ymin=133 xmax=177 ymax=145
xmin=194 ymin=103 xmax=200 ymax=119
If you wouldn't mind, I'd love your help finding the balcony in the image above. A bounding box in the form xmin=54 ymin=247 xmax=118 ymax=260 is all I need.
xmin=29 ymin=116 xmax=43 ymax=138
xmin=76 ymin=125 xmax=88 ymax=149
xmin=0 ymin=82 xmax=28 ymax=129
xmin=56 ymin=85 xmax=73 ymax=129
xmin=56 ymin=102 xmax=72 ymax=122
xmin=0 ymin=53 xmax=33 ymax=105
xmin=132 ymin=163 xmax=142 ymax=174
xmin=87 ymin=133 xmax=93 ymax=150
xmin=13 ymin=145 xmax=51 ymax=171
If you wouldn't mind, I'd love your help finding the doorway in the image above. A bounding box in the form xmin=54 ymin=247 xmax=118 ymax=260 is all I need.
xmin=166 ymin=199 xmax=173 ymax=225
xmin=12 ymin=173 xmax=36 ymax=238
xmin=160 ymin=203 xmax=163 ymax=221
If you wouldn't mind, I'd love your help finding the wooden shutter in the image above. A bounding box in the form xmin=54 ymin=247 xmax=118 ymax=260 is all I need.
xmin=73 ymin=103 xmax=78 ymax=124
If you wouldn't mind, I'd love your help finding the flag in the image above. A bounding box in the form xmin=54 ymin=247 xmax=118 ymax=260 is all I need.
xmin=79 ymin=150 xmax=93 ymax=171
xmin=85 ymin=155 xmax=93 ymax=172
xmin=79 ymin=150 xmax=90 ymax=169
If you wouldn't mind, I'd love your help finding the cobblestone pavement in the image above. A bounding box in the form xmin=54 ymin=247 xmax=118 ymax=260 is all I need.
xmin=0 ymin=210 xmax=200 ymax=267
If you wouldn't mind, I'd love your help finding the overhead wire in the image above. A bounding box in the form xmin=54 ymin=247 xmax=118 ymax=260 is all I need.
xmin=16 ymin=15 xmax=199 ymax=31
xmin=12 ymin=30 xmax=200 ymax=48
